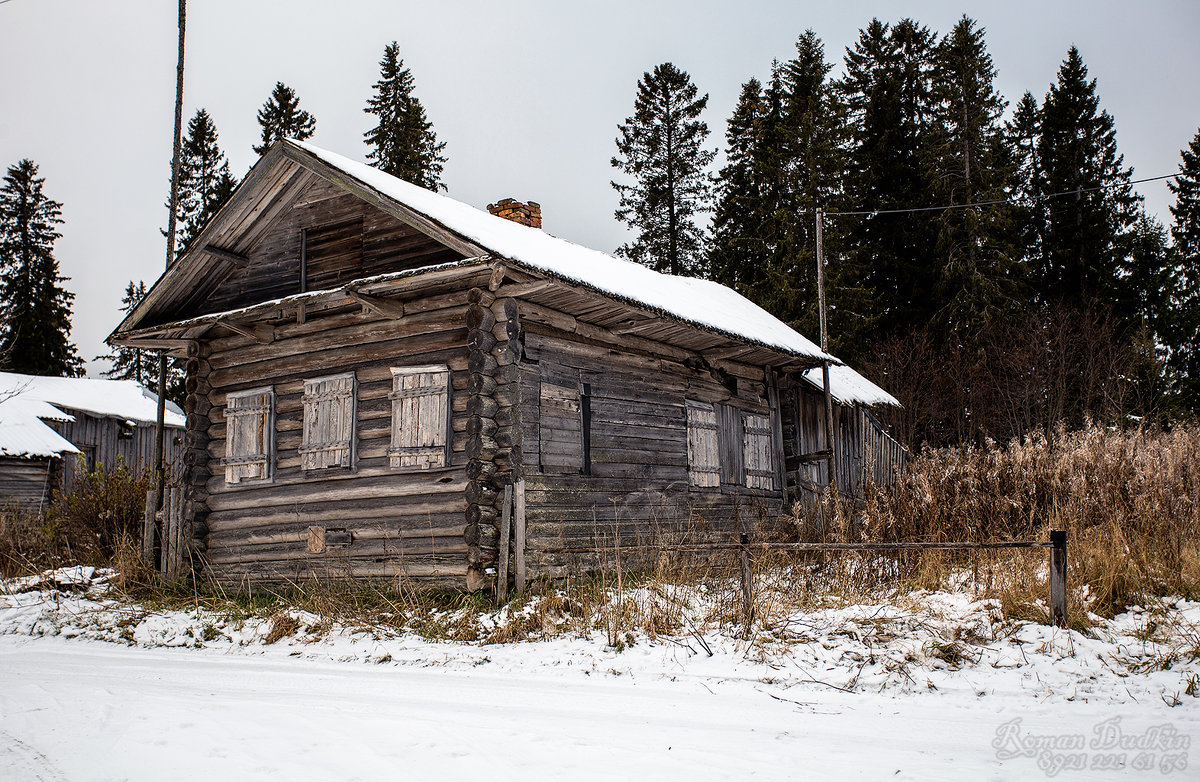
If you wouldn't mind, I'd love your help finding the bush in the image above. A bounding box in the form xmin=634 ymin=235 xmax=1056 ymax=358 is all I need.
xmin=46 ymin=458 xmax=151 ymax=564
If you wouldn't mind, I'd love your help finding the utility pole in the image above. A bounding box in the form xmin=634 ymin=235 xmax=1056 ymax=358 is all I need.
xmin=148 ymin=0 xmax=187 ymax=567
xmin=815 ymin=208 xmax=839 ymax=493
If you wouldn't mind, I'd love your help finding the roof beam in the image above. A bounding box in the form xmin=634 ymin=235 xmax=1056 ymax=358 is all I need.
xmin=345 ymin=290 xmax=405 ymax=319
xmin=219 ymin=319 xmax=273 ymax=344
xmin=203 ymin=244 xmax=249 ymax=267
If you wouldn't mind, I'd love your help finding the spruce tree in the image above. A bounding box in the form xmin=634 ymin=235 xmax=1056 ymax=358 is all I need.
xmin=0 ymin=160 xmax=83 ymax=377
xmin=171 ymin=109 xmax=238 ymax=250
xmin=364 ymin=42 xmax=447 ymax=190
xmin=611 ymin=62 xmax=716 ymax=275
xmin=1006 ymin=91 xmax=1045 ymax=270
xmin=1166 ymin=129 xmax=1200 ymax=410
xmin=928 ymin=16 xmax=1022 ymax=334
xmin=708 ymin=78 xmax=767 ymax=288
xmin=98 ymin=281 xmax=152 ymax=384
xmin=1034 ymin=46 xmax=1138 ymax=306
xmin=253 ymin=82 xmax=316 ymax=155
xmin=839 ymin=18 xmax=940 ymax=345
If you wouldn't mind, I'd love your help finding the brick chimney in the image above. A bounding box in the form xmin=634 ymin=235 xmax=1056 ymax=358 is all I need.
xmin=487 ymin=198 xmax=542 ymax=229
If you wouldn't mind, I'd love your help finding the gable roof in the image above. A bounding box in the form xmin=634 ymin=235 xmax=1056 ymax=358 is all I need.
xmin=0 ymin=372 xmax=185 ymax=458
xmin=114 ymin=140 xmax=837 ymax=366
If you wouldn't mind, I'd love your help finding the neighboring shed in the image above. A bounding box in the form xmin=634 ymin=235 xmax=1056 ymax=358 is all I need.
xmin=110 ymin=139 xmax=903 ymax=590
xmin=0 ymin=372 xmax=185 ymax=511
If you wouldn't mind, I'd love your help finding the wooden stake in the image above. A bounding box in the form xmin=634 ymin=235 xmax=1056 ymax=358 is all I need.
xmin=496 ymin=484 xmax=513 ymax=604
xmin=739 ymin=532 xmax=755 ymax=632
xmin=1050 ymin=530 xmax=1068 ymax=627
xmin=514 ymin=478 xmax=527 ymax=592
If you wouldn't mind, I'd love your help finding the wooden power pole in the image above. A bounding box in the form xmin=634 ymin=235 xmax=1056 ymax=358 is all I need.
xmin=815 ymin=208 xmax=839 ymax=494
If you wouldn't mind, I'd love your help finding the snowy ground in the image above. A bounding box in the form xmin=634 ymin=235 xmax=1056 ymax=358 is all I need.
xmin=1 ymin=568 xmax=1197 ymax=780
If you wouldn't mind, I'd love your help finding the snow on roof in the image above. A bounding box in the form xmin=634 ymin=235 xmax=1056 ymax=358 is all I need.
xmin=0 ymin=396 xmax=80 ymax=458
xmin=289 ymin=140 xmax=837 ymax=364
xmin=0 ymin=372 xmax=184 ymax=430
xmin=802 ymin=364 xmax=901 ymax=408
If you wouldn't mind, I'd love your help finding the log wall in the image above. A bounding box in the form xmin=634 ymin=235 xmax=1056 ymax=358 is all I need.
xmin=199 ymin=295 xmax=472 ymax=588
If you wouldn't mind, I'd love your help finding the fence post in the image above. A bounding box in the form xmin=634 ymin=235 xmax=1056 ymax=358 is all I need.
xmin=1049 ymin=530 xmax=1067 ymax=628
xmin=739 ymin=532 xmax=755 ymax=633
xmin=496 ymin=484 xmax=513 ymax=605
xmin=141 ymin=489 xmax=157 ymax=566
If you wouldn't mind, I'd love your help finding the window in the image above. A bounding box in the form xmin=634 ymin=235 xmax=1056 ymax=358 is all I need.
xmin=539 ymin=379 xmax=585 ymax=474
xmin=223 ymin=387 xmax=274 ymax=484
xmin=300 ymin=373 xmax=357 ymax=471
xmin=686 ymin=401 xmax=720 ymax=487
xmin=389 ymin=365 xmax=450 ymax=470
xmin=686 ymin=400 xmax=776 ymax=491
xmin=742 ymin=412 xmax=776 ymax=490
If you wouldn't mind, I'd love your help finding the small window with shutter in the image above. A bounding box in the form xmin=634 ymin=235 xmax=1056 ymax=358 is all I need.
xmin=299 ymin=373 xmax=357 ymax=471
xmin=742 ymin=412 xmax=776 ymax=490
xmin=223 ymin=387 xmax=274 ymax=485
xmin=686 ymin=401 xmax=720 ymax=487
xmin=539 ymin=379 xmax=584 ymax=475
xmin=389 ymin=365 xmax=451 ymax=470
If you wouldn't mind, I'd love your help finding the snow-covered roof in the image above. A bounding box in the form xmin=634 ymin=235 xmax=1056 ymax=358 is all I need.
xmin=802 ymin=364 xmax=901 ymax=408
xmin=288 ymin=141 xmax=837 ymax=364
xmin=0 ymin=396 xmax=80 ymax=458
xmin=0 ymin=372 xmax=184 ymax=459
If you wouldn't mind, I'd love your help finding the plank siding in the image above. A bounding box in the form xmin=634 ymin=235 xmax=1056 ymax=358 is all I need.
xmin=0 ymin=456 xmax=59 ymax=513
xmin=48 ymin=412 xmax=183 ymax=495
xmin=202 ymin=300 xmax=470 ymax=586
xmin=518 ymin=325 xmax=783 ymax=576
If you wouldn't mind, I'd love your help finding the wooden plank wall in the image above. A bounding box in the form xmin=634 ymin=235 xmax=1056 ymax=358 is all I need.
xmin=518 ymin=324 xmax=783 ymax=577
xmin=196 ymin=177 xmax=463 ymax=318
xmin=198 ymin=291 xmax=474 ymax=588
xmin=0 ymin=456 xmax=59 ymax=513
xmin=50 ymin=413 xmax=183 ymax=495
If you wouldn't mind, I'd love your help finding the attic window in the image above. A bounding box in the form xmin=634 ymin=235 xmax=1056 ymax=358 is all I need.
xmin=388 ymin=365 xmax=451 ymax=470
xmin=301 ymin=218 xmax=364 ymax=292
xmin=299 ymin=373 xmax=357 ymax=471
xmin=222 ymin=387 xmax=274 ymax=485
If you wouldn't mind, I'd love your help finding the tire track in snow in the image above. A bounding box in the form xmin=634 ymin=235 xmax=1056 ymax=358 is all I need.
xmin=0 ymin=728 xmax=67 ymax=782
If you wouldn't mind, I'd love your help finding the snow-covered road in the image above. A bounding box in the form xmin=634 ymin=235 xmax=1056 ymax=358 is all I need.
xmin=0 ymin=636 xmax=1194 ymax=781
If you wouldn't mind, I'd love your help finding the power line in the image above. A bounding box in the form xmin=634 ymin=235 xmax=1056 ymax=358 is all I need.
xmin=821 ymin=173 xmax=1178 ymax=218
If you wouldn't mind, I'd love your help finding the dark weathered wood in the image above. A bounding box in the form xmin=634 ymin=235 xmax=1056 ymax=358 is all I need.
xmin=739 ymin=531 xmax=754 ymax=630
xmin=1050 ymin=529 xmax=1068 ymax=627
xmin=514 ymin=478 xmax=526 ymax=592
xmin=496 ymin=484 xmax=513 ymax=603
xmin=345 ymin=290 xmax=404 ymax=319
xmin=203 ymin=245 xmax=249 ymax=267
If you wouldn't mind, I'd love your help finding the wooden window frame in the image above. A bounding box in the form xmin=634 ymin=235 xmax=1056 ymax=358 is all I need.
xmin=539 ymin=378 xmax=586 ymax=476
xmin=388 ymin=364 xmax=452 ymax=471
xmin=742 ymin=411 xmax=776 ymax=490
xmin=221 ymin=386 xmax=275 ymax=486
xmin=299 ymin=372 xmax=358 ymax=473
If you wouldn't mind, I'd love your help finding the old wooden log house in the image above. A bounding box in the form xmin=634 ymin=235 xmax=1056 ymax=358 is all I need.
xmin=110 ymin=140 xmax=904 ymax=590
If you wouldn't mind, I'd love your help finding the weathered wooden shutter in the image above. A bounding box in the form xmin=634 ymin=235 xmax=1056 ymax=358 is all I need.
xmin=539 ymin=380 xmax=583 ymax=474
xmin=742 ymin=412 xmax=776 ymax=490
xmin=389 ymin=365 xmax=450 ymax=470
xmin=717 ymin=403 xmax=745 ymax=485
xmin=686 ymin=401 xmax=720 ymax=487
xmin=223 ymin=387 xmax=274 ymax=484
xmin=299 ymin=373 xmax=357 ymax=471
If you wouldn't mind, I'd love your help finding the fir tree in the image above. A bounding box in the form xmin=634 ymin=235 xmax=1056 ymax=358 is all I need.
xmin=1166 ymin=129 xmax=1200 ymax=410
xmin=1006 ymin=91 xmax=1045 ymax=269
xmin=363 ymin=42 xmax=447 ymax=190
xmin=708 ymin=78 xmax=767 ymax=288
xmin=611 ymin=62 xmax=716 ymax=275
xmin=171 ymin=109 xmax=238 ymax=250
xmin=0 ymin=160 xmax=83 ymax=377
xmin=1034 ymin=46 xmax=1138 ymax=306
xmin=253 ymin=81 xmax=316 ymax=155
xmin=928 ymin=16 xmax=1022 ymax=334
xmin=98 ymin=281 xmax=151 ymax=384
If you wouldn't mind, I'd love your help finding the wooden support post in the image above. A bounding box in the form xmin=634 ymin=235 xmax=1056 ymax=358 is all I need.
xmin=142 ymin=488 xmax=157 ymax=565
xmin=739 ymin=531 xmax=755 ymax=633
xmin=1050 ymin=529 xmax=1068 ymax=628
xmin=496 ymin=484 xmax=513 ymax=604
xmin=514 ymin=478 xmax=526 ymax=592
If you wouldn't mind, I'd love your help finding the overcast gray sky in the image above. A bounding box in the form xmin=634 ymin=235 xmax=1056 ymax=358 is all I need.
xmin=2 ymin=0 xmax=1198 ymax=376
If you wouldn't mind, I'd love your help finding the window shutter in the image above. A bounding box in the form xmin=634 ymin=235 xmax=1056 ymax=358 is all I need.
xmin=223 ymin=387 xmax=274 ymax=484
xmin=539 ymin=380 xmax=583 ymax=474
xmin=686 ymin=401 xmax=720 ymax=487
xmin=717 ymin=403 xmax=745 ymax=485
xmin=743 ymin=412 xmax=776 ymax=490
xmin=300 ymin=373 xmax=357 ymax=471
xmin=389 ymin=365 xmax=450 ymax=470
